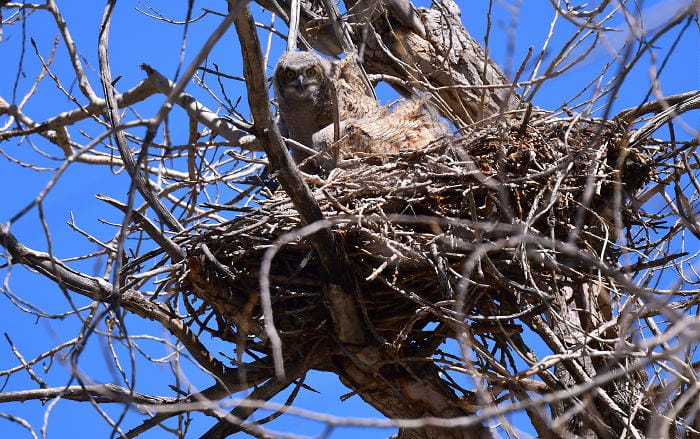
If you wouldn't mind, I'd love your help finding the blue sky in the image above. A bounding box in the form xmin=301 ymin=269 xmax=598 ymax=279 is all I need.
xmin=0 ymin=0 xmax=698 ymax=438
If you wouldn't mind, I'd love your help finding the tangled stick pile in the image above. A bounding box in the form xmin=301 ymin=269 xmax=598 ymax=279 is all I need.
xmin=178 ymin=112 xmax=652 ymax=354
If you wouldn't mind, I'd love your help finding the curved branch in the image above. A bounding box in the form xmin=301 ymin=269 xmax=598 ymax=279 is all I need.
xmin=0 ymin=384 xmax=173 ymax=406
xmin=616 ymin=90 xmax=700 ymax=122
xmin=0 ymin=66 xmax=254 ymax=148
xmin=623 ymin=90 xmax=700 ymax=148
xmin=0 ymin=224 xmax=232 ymax=381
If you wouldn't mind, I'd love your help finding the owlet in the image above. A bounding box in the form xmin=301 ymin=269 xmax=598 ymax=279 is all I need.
xmin=273 ymin=51 xmax=334 ymax=163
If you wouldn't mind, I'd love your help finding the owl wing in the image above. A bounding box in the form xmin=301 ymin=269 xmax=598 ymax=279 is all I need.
xmin=346 ymin=100 xmax=444 ymax=154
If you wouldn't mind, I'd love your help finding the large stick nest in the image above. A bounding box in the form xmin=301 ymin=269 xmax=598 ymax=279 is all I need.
xmin=179 ymin=113 xmax=651 ymax=353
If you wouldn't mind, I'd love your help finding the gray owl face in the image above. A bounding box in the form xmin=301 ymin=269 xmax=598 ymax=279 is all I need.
xmin=274 ymin=52 xmax=330 ymax=101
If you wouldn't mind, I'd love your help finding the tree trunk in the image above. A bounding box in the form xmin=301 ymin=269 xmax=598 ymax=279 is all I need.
xmin=333 ymin=348 xmax=492 ymax=439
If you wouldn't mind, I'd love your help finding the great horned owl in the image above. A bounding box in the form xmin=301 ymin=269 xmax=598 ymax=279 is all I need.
xmin=274 ymin=51 xmax=444 ymax=171
xmin=273 ymin=51 xmax=334 ymax=163
xmin=274 ymin=51 xmax=382 ymax=169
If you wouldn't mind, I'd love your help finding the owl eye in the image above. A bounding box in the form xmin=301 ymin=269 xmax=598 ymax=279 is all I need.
xmin=284 ymin=70 xmax=296 ymax=79
xmin=305 ymin=68 xmax=317 ymax=78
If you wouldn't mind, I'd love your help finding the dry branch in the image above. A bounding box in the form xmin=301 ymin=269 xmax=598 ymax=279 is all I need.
xmin=0 ymin=224 xmax=232 ymax=381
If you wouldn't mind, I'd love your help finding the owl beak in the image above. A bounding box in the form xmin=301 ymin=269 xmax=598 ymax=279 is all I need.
xmin=293 ymin=75 xmax=307 ymax=97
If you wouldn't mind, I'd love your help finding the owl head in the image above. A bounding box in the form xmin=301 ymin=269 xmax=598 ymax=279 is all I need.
xmin=273 ymin=51 xmax=331 ymax=101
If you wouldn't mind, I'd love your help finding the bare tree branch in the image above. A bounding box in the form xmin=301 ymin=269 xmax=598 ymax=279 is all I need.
xmin=0 ymin=224 xmax=231 ymax=381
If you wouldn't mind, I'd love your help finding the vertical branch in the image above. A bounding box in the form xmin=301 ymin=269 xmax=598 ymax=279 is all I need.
xmin=286 ymin=0 xmax=300 ymax=50
xmin=98 ymin=1 xmax=183 ymax=233
xmin=46 ymin=0 xmax=98 ymax=102
xmin=231 ymin=1 xmax=366 ymax=377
